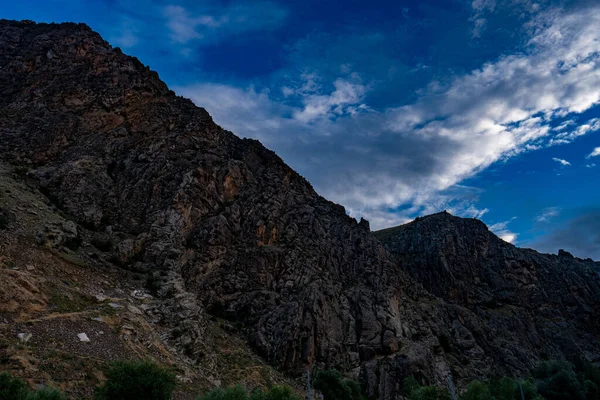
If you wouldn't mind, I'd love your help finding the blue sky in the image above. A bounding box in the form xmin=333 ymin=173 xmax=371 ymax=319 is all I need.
xmin=5 ymin=0 xmax=600 ymax=259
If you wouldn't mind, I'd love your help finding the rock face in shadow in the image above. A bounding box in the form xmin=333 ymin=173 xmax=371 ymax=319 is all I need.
xmin=1 ymin=20 xmax=599 ymax=400
xmin=376 ymin=212 xmax=600 ymax=381
xmin=377 ymin=212 xmax=600 ymax=308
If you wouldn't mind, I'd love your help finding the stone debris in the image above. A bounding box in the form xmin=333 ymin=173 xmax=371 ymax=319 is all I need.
xmin=108 ymin=302 xmax=122 ymax=309
xmin=17 ymin=333 xmax=32 ymax=343
xmin=176 ymin=375 xmax=192 ymax=383
xmin=94 ymin=294 xmax=107 ymax=302
xmin=130 ymin=289 xmax=153 ymax=300
xmin=127 ymin=304 xmax=143 ymax=315
xmin=77 ymin=333 xmax=90 ymax=342
xmin=120 ymin=325 xmax=136 ymax=335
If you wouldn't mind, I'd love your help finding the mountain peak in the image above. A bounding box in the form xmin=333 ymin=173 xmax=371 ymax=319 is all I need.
xmin=374 ymin=210 xmax=490 ymax=243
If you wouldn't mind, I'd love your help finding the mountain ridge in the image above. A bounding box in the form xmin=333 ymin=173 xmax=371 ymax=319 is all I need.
xmin=1 ymin=19 xmax=600 ymax=400
xmin=376 ymin=210 xmax=598 ymax=263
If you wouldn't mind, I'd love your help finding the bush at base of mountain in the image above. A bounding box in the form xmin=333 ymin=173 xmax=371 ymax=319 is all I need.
xmin=197 ymin=384 xmax=302 ymax=400
xmin=2 ymin=358 xmax=600 ymax=400
xmin=313 ymin=369 xmax=365 ymax=400
xmin=0 ymin=372 xmax=66 ymax=400
xmin=26 ymin=388 xmax=67 ymax=400
xmin=401 ymin=359 xmax=600 ymax=400
xmin=533 ymin=360 xmax=600 ymax=400
xmin=95 ymin=360 xmax=177 ymax=400
xmin=460 ymin=378 xmax=542 ymax=400
xmin=402 ymin=376 xmax=450 ymax=400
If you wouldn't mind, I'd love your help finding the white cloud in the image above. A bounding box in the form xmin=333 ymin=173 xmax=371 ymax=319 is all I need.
xmin=552 ymin=157 xmax=571 ymax=166
xmin=463 ymin=205 xmax=489 ymax=219
xmin=535 ymin=206 xmax=560 ymax=222
xmin=292 ymin=76 xmax=370 ymax=123
xmin=175 ymin=5 xmax=600 ymax=230
xmin=489 ymin=218 xmax=518 ymax=243
xmin=471 ymin=0 xmax=496 ymax=12
xmin=164 ymin=5 xmax=205 ymax=43
xmin=471 ymin=18 xmax=488 ymax=38
xmin=587 ymin=147 xmax=600 ymax=158
xmin=163 ymin=2 xmax=287 ymax=44
xmin=500 ymin=233 xmax=517 ymax=243
xmin=550 ymin=118 xmax=600 ymax=145
xmin=175 ymin=83 xmax=292 ymax=143
xmin=470 ymin=0 xmax=496 ymax=37
xmin=586 ymin=163 xmax=597 ymax=168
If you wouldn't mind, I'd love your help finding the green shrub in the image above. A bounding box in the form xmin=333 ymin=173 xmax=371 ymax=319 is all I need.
xmin=489 ymin=377 xmax=518 ymax=400
xmin=0 ymin=372 xmax=29 ymax=400
xmin=519 ymin=379 xmax=544 ymax=400
xmin=579 ymin=361 xmax=600 ymax=400
xmin=250 ymin=385 xmax=303 ymax=400
xmin=410 ymin=385 xmax=450 ymax=400
xmin=583 ymin=362 xmax=600 ymax=387
xmin=460 ymin=380 xmax=491 ymax=400
xmin=26 ymin=388 xmax=67 ymax=400
xmin=403 ymin=376 xmax=420 ymax=395
xmin=534 ymin=361 xmax=586 ymax=400
xmin=95 ymin=360 xmax=177 ymax=400
xmin=402 ymin=377 xmax=449 ymax=400
xmin=585 ymin=380 xmax=599 ymax=400
xmin=0 ymin=372 xmax=67 ymax=400
xmin=313 ymin=369 xmax=364 ymax=400
xmin=197 ymin=385 xmax=301 ymax=400
xmin=198 ymin=385 xmax=249 ymax=400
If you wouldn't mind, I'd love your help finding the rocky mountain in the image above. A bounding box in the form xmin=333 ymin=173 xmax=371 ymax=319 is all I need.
xmin=0 ymin=20 xmax=599 ymax=400
xmin=376 ymin=212 xmax=600 ymax=370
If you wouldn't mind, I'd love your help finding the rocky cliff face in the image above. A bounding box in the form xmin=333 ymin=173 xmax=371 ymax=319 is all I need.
xmin=376 ymin=212 xmax=600 ymax=380
xmin=376 ymin=212 xmax=600 ymax=308
xmin=0 ymin=18 xmax=405 ymax=374
xmin=1 ymin=20 xmax=599 ymax=400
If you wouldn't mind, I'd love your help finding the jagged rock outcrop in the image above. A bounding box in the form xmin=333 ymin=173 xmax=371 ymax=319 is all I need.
xmin=1 ymin=20 xmax=599 ymax=400
xmin=376 ymin=212 xmax=600 ymax=307
xmin=376 ymin=212 xmax=600 ymax=381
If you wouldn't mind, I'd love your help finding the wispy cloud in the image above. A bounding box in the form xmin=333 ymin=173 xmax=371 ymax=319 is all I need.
xmin=535 ymin=206 xmax=560 ymax=222
xmin=163 ymin=2 xmax=287 ymax=44
xmin=550 ymin=118 xmax=600 ymax=145
xmin=164 ymin=5 xmax=204 ymax=43
xmin=587 ymin=147 xmax=600 ymax=158
xmin=290 ymin=73 xmax=370 ymax=123
xmin=470 ymin=0 xmax=496 ymax=38
xmin=489 ymin=217 xmax=518 ymax=243
xmin=463 ymin=205 xmax=489 ymax=219
xmin=552 ymin=157 xmax=571 ymax=166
